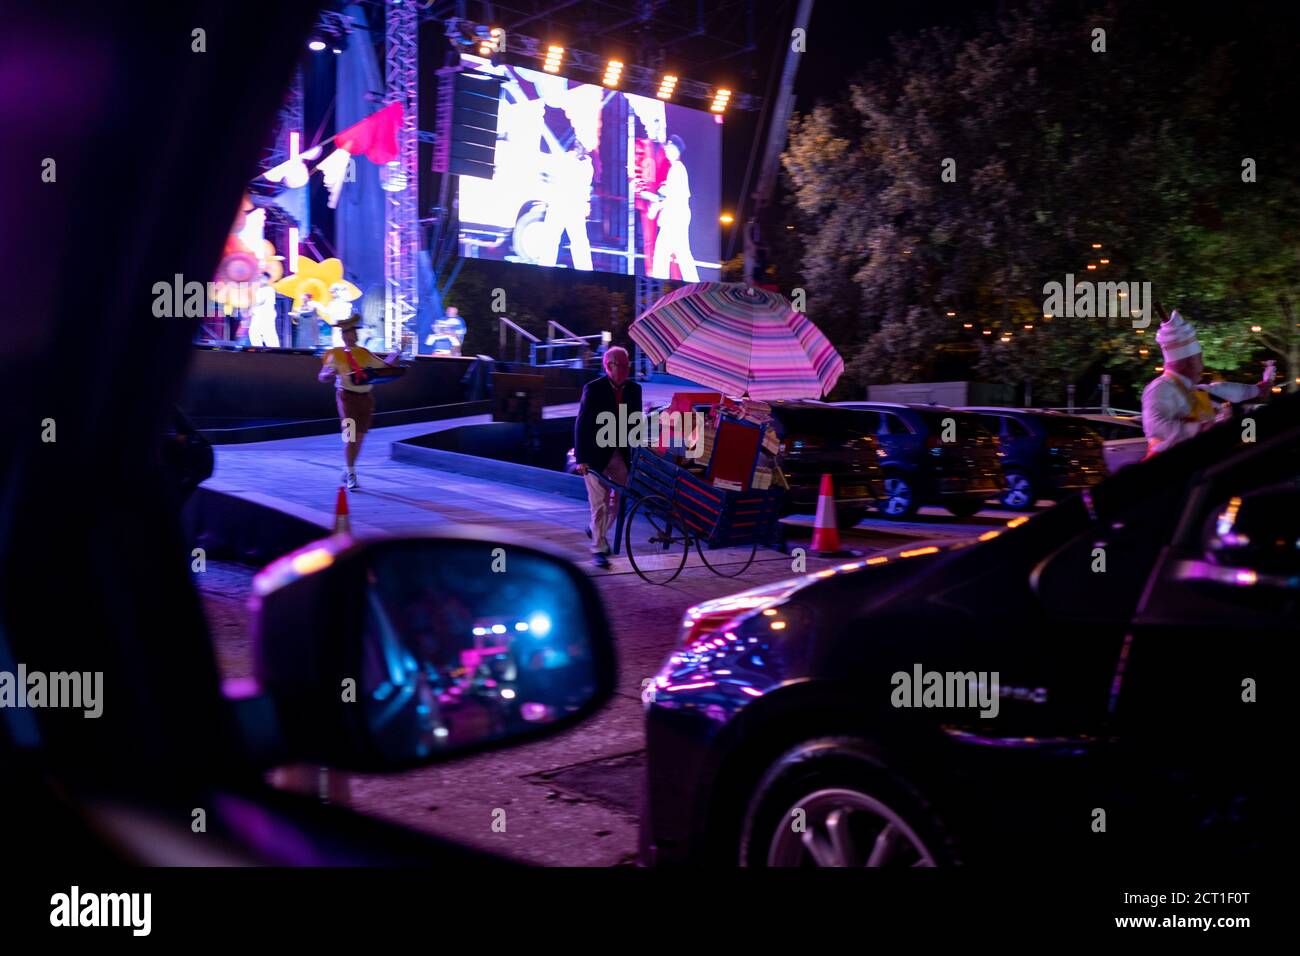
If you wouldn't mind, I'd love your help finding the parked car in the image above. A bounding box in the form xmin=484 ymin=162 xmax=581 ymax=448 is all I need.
xmin=833 ymin=403 xmax=1004 ymax=518
xmin=640 ymin=393 xmax=1295 ymax=866
xmin=1067 ymin=413 xmax=1147 ymax=472
xmin=961 ymin=407 xmax=1108 ymax=510
xmin=768 ymin=401 xmax=885 ymax=528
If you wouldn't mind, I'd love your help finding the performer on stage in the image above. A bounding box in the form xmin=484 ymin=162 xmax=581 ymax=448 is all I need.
xmin=318 ymin=314 xmax=402 ymax=490
xmin=425 ymin=305 xmax=467 ymax=355
xmin=247 ymin=272 xmax=280 ymax=347
xmin=648 ymin=135 xmax=700 ymax=282
xmin=1142 ymin=309 xmax=1275 ymax=456
xmin=320 ymin=281 xmax=358 ymax=347
xmin=293 ymin=292 xmax=321 ymax=348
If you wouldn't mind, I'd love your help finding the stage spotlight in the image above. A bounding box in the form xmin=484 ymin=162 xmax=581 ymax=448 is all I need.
xmin=308 ymin=38 xmax=327 ymax=52
xmin=709 ymin=88 xmax=732 ymax=112
xmin=543 ymin=45 xmax=565 ymax=73
xmin=602 ymin=59 xmax=624 ymax=87
xmin=656 ymin=74 xmax=678 ymax=100
xmin=478 ymin=27 xmax=504 ymax=57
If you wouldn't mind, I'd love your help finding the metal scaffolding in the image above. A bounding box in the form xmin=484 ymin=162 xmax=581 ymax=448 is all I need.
xmin=384 ymin=0 xmax=420 ymax=351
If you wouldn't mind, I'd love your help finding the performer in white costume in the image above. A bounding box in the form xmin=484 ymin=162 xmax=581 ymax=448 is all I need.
xmin=649 ymin=135 xmax=700 ymax=282
xmin=312 ymin=281 xmax=358 ymax=347
xmin=537 ymin=143 xmax=595 ymax=271
xmin=1141 ymin=309 xmax=1275 ymax=457
xmin=247 ymin=272 xmax=280 ymax=347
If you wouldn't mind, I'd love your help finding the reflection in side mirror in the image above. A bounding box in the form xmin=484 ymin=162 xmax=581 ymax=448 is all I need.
xmin=359 ymin=541 xmax=602 ymax=761
xmin=1204 ymin=486 xmax=1300 ymax=576
xmin=241 ymin=531 xmax=616 ymax=772
xmin=1176 ymin=484 xmax=1300 ymax=592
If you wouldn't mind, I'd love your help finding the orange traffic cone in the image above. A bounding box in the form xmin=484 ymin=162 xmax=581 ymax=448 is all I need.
xmin=810 ymin=473 xmax=857 ymax=557
xmin=333 ymin=484 xmax=351 ymax=536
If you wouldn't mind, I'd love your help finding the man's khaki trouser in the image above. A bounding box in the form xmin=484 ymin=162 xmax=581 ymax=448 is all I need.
xmin=584 ymin=454 xmax=629 ymax=554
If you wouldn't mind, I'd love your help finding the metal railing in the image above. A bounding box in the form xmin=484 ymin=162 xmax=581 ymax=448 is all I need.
xmin=529 ymin=320 xmax=603 ymax=367
xmin=498 ymin=316 xmax=540 ymax=364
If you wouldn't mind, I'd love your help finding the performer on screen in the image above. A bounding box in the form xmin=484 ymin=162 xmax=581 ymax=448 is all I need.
xmin=318 ymin=315 xmax=402 ymax=491
xmin=648 ymin=135 xmax=700 ymax=282
xmin=537 ymin=141 xmax=595 ymax=271
xmin=633 ymin=110 xmax=670 ymax=274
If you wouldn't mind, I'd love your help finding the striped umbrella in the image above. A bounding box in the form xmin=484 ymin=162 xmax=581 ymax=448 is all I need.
xmin=629 ymin=282 xmax=844 ymax=399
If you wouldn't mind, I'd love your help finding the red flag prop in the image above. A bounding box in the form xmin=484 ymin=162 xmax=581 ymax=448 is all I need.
xmin=335 ymin=102 xmax=402 ymax=165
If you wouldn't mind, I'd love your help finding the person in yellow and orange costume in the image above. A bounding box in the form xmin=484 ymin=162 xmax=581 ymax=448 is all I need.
xmin=1141 ymin=309 xmax=1275 ymax=457
xmin=318 ymin=315 xmax=402 ymax=490
xmin=275 ymin=256 xmax=362 ymax=350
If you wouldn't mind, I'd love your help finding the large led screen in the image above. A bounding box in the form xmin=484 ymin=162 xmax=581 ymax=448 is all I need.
xmin=456 ymin=55 xmax=722 ymax=280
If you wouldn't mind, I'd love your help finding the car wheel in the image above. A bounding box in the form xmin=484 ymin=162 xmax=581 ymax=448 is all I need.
xmin=1000 ymin=471 xmax=1037 ymax=511
xmin=739 ymin=738 xmax=953 ymax=867
xmin=944 ymin=496 xmax=986 ymax=518
xmin=877 ymin=472 xmax=919 ymax=519
xmin=837 ymin=506 xmax=868 ymax=529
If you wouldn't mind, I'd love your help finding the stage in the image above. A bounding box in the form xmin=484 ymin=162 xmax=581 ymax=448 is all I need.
xmin=179 ymin=346 xmax=601 ymax=442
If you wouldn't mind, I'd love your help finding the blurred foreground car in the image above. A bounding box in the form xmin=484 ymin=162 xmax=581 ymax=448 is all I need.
xmin=833 ymin=403 xmax=1004 ymax=518
xmin=641 ymin=394 xmax=1295 ymax=866
xmin=962 ymin=407 xmax=1108 ymax=510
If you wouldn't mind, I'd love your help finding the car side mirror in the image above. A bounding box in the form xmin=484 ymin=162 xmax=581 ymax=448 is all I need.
xmin=227 ymin=530 xmax=616 ymax=772
xmin=1175 ymin=484 xmax=1300 ymax=591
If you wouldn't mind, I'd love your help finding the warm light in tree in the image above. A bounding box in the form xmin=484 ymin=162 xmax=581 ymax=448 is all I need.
xmin=1251 ymin=324 xmax=1263 ymax=332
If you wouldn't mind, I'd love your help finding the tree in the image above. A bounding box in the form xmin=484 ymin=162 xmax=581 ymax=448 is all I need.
xmin=781 ymin=0 xmax=1300 ymax=401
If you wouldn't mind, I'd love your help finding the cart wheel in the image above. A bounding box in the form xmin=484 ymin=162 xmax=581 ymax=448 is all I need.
xmin=626 ymin=494 xmax=691 ymax=584
xmin=696 ymin=532 xmax=758 ymax=577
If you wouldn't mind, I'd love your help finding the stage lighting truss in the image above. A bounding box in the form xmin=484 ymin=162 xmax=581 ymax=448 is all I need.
xmin=442 ymin=17 xmax=758 ymax=112
xmin=308 ymin=10 xmax=353 ymax=54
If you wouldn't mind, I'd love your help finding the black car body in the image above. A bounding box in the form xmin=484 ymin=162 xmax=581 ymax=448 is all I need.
xmin=766 ymin=401 xmax=885 ymax=527
xmin=963 ymin=407 xmax=1108 ymax=510
xmin=641 ymin=396 xmax=1294 ymax=866
xmin=834 ymin=403 xmax=1004 ymax=518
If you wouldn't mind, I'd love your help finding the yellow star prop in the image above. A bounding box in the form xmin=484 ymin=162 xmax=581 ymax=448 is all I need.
xmin=273 ymin=256 xmax=361 ymax=312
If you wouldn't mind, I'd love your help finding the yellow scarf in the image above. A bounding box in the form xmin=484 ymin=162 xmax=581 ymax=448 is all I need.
xmin=1166 ymin=373 xmax=1216 ymax=422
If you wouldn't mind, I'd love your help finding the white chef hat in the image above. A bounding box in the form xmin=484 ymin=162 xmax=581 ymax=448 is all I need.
xmin=1157 ymin=310 xmax=1201 ymax=362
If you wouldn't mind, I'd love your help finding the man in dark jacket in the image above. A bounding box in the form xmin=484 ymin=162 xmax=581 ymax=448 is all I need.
xmin=573 ymin=346 xmax=642 ymax=567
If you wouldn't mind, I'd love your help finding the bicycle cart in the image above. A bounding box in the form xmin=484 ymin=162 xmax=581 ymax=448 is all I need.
xmin=597 ymin=446 xmax=785 ymax=584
